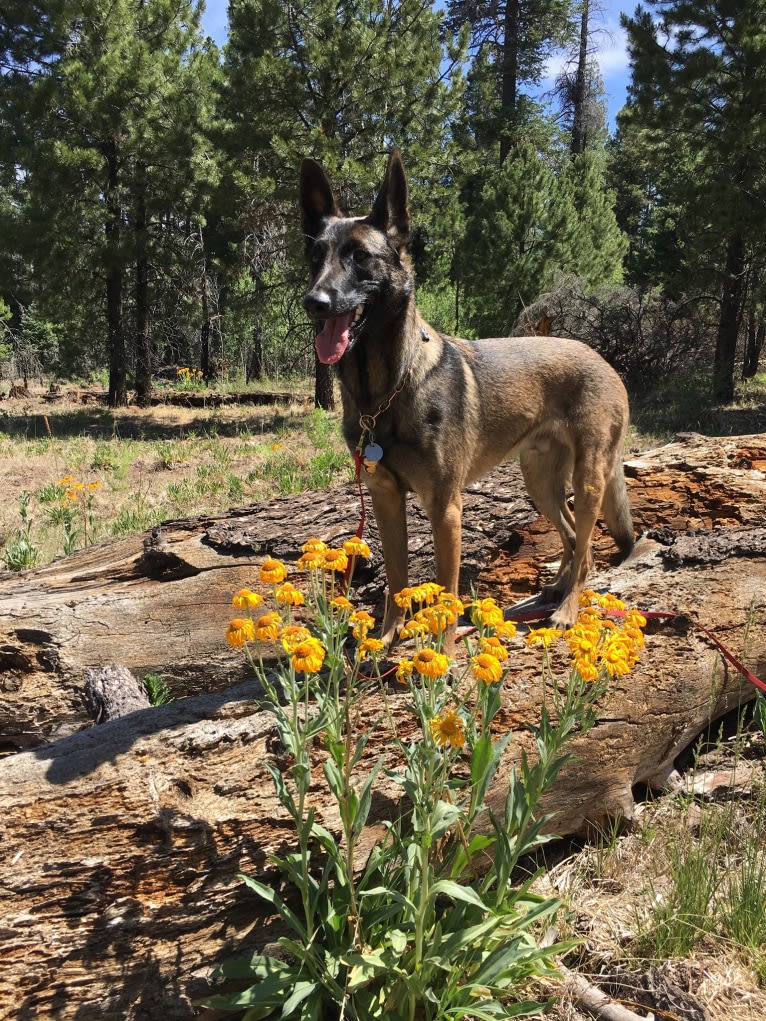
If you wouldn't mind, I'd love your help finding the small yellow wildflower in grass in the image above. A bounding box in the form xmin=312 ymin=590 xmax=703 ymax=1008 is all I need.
xmin=342 ymin=537 xmax=371 ymax=559
xmin=471 ymin=652 xmax=503 ymax=685
xmin=302 ymin=537 xmax=327 ymax=553
xmin=330 ymin=594 xmax=354 ymax=613
xmin=470 ymin=597 xmax=504 ymax=629
xmin=412 ymin=647 xmax=450 ymax=679
xmin=260 ymin=556 xmax=288 ymax=585
xmin=396 ymin=658 xmax=414 ymax=683
xmin=226 ymin=617 xmax=255 ymax=648
xmin=231 ymin=587 xmax=263 ymax=610
xmin=350 ymin=610 xmax=376 ymax=640
xmin=275 ymin=582 xmax=306 ymax=607
xmin=429 ymin=709 xmax=466 ymax=750
xmin=357 ymin=637 xmax=385 ymax=660
xmin=254 ymin=611 xmax=282 ymax=641
xmin=280 ymin=625 xmax=312 ymax=653
xmin=321 ymin=548 xmax=349 ymax=574
xmin=291 ymin=637 xmax=326 ymax=674
xmin=526 ymin=626 xmax=563 ymax=648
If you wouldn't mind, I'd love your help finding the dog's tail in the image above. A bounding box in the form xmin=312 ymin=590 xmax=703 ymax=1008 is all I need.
xmin=601 ymin=461 xmax=634 ymax=558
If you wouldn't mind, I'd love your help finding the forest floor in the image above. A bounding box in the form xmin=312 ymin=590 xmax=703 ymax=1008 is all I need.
xmin=1 ymin=375 xmax=766 ymax=1020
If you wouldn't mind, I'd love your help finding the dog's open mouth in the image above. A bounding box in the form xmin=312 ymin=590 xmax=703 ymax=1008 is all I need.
xmin=315 ymin=305 xmax=366 ymax=365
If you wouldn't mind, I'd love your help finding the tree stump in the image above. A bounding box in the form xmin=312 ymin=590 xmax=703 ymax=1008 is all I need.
xmin=0 ymin=432 xmax=764 ymax=1021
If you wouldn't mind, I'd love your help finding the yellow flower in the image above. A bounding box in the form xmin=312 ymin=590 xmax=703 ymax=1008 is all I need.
xmin=321 ymin=548 xmax=349 ymax=574
xmin=399 ymin=619 xmax=429 ymax=641
xmin=302 ymin=537 xmax=327 ymax=553
xmin=471 ymin=652 xmax=503 ymax=684
xmin=470 ymin=597 xmax=504 ymax=629
xmin=412 ymin=648 xmax=451 ymax=679
xmin=394 ymin=587 xmax=415 ymax=610
xmin=260 ymin=556 xmax=288 ymax=585
xmin=231 ymin=587 xmax=263 ymax=610
xmin=330 ymin=594 xmax=354 ymax=613
xmin=480 ymin=636 xmax=509 ymax=661
xmin=622 ymin=625 xmax=645 ymax=649
xmin=291 ymin=637 xmax=326 ymax=674
xmin=526 ymin=627 xmax=563 ymax=648
xmin=396 ymin=659 xmax=414 ymax=684
xmin=579 ymin=588 xmax=599 ymax=606
xmin=415 ymin=603 xmax=457 ymax=636
xmin=598 ymin=593 xmax=626 ymax=612
xmin=85 ymin=480 xmax=101 ymax=491
xmin=564 ymin=627 xmax=598 ymax=662
xmin=357 ymin=637 xmax=385 ymax=660
xmin=429 ymin=709 xmax=466 ymax=750
xmin=350 ymin=609 xmax=376 ymax=640
xmin=254 ymin=611 xmax=282 ymax=641
xmin=494 ymin=619 xmax=517 ymax=641
xmin=280 ymin=624 xmax=312 ymax=652
xmin=623 ymin=609 xmax=648 ymax=630
xmin=574 ymin=658 xmax=600 ymax=682
xmin=342 ymin=537 xmax=371 ymax=559
xmin=411 ymin=583 xmax=443 ymax=606
xmin=297 ymin=550 xmax=323 ymax=570
xmin=226 ymin=617 xmax=255 ymax=647
xmin=598 ymin=635 xmax=634 ymax=676
xmin=275 ymin=582 xmax=305 ymax=607
xmin=58 ymin=474 xmax=74 ymax=486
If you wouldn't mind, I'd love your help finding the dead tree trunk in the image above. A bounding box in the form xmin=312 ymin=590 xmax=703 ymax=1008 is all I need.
xmin=1 ymin=433 xmax=765 ymax=1020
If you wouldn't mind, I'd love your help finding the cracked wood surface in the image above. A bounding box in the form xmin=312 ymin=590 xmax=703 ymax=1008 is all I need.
xmin=1 ymin=432 xmax=765 ymax=1020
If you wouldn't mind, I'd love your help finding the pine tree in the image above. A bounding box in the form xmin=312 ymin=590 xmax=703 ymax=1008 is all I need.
xmin=620 ymin=0 xmax=766 ymax=400
xmin=218 ymin=0 xmax=465 ymax=408
xmin=0 ymin=1 xmax=218 ymax=405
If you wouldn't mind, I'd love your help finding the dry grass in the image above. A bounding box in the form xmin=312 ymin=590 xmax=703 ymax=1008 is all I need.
xmin=0 ymin=385 xmax=351 ymax=568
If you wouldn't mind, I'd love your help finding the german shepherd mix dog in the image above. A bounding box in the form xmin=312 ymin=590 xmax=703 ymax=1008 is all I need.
xmin=300 ymin=149 xmax=634 ymax=644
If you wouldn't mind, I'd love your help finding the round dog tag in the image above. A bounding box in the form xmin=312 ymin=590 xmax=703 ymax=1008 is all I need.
xmin=363 ymin=442 xmax=383 ymax=462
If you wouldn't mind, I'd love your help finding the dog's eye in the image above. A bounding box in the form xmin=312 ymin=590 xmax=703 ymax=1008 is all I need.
xmin=352 ymin=248 xmax=372 ymax=265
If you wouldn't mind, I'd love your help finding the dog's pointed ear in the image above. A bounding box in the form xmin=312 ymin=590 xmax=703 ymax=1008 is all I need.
xmin=300 ymin=158 xmax=340 ymax=243
xmin=369 ymin=148 xmax=411 ymax=248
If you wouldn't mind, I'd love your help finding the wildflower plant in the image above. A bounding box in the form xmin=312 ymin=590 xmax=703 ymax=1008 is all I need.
xmin=203 ymin=557 xmax=647 ymax=1021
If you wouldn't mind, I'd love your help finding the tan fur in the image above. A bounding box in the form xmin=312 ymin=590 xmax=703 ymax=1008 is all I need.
xmin=300 ymin=150 xmax=634 ymax=644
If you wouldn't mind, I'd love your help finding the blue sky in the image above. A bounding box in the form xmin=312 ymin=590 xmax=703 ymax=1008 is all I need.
xmin=199 ymin=0 xmax=634 ymax=130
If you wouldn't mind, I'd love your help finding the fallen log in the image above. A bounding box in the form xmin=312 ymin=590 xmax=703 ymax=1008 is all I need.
xmin=0 ymin=432 xmax=765 ymax=1021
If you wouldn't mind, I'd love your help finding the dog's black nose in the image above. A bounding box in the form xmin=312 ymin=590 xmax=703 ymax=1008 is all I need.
xmin=303 ymin=291 xmax=332 ymax=316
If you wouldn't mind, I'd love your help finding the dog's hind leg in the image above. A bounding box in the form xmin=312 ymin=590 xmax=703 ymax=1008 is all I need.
xmin=519 ymin=444 xmax=577 ymax=602
xmin=550 ymin=450 xmax=607 ymax=630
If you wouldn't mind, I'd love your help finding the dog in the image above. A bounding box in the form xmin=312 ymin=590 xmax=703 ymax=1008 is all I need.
xmin=300 ymin=149 xmax=634 ymax=643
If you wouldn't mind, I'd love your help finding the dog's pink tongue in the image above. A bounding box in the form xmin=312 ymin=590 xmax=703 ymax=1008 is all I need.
xmin=315 ymin=312 xmax=354 ymax=365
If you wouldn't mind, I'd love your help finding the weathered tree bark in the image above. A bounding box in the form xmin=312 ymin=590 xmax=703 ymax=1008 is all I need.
xmin=1 ymin=433 xmax=765 ymax=1021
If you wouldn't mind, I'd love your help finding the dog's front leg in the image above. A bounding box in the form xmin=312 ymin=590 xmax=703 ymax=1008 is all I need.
xmin=367 ymin=468 xmax=408 ymax=647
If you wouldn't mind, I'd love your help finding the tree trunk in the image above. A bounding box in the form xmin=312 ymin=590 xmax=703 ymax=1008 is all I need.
xmin=712 ymin=231 xmax=745 ymax=402
xmin=1 ymin=433 xmax=765 ymax=1020
xmin=105 ymin=143 xmax=128 ymax=408
xmin=134 ymin=166 xmax=153 ymax=407
xmin=743 ymin=313 xmax=765 ymax=379
xmin=570 ymin=0 xmax=589 ymax=156
xmin=499 ymin=0 xmax=519 ymax=164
